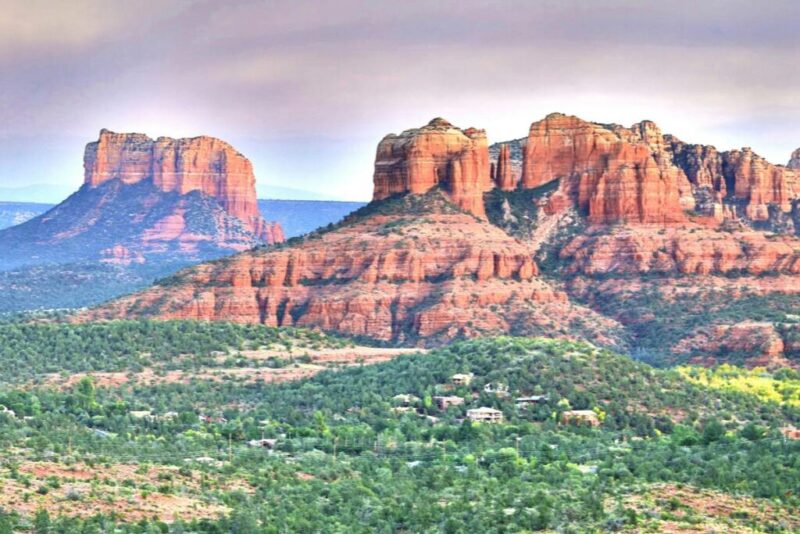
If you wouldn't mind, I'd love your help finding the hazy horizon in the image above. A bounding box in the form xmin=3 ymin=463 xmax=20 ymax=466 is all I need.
xmin=2 ymin=0 xmax=798 ymax=201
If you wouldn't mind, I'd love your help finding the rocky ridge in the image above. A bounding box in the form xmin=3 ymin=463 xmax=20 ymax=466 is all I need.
xmin=85 ymin=192 xmax=623 ymax=346
xmin=372 ymin=118 xmax=492 ymax=217
xmin=520 ymin=114 xmax=694 ymax=224
xmin=84 ymin=114 xmax=800 ymax=365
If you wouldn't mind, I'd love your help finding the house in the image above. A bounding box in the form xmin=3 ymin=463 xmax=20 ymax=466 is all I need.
xmin=247 ymin=438 xmax=278 ymax=448
xmin=130 ymin=410 xmax=178 ymax=422
xmin=561 ymin=410 xmax=600 ymax=427
xmin=781 ymin=426 xmax=800 ymax=440
xmin=392 ymin=394 xmax=420 ymax=406
xmin=467 ymin=407 xmax=504 ymax=423
xmin=392 ymin=406 xmax=416 ymax=414
xmin=433 ymin=395 xmax=464 ymax=410
xmin=515 ymin=395 xmax=549 ymax=407
xmin=451 ymin=373 xmax=474 ymax=386
xmin=200 ymin=414 xmax=227 ymax=424
xmin=483 ymin=383 xmax=509 ymax=398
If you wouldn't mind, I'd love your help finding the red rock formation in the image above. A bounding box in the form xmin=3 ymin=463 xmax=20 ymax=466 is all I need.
xmin=667 ymin=137 xmax=727 ymax=194
xmin=676 ymin=322 xmax=794 ymax=369
xmin=84 ymin=193 xmax=623 ymax=346
xmin=84 ymin=129 xmax=282 ymax=243
xmin=373 ymin=118 xmax=492 ymax=217
xmin=561 ymin=225 xmax=800 ymax=276
xmin=493 ymin=144 xmax=516 ymax=191
xmin=519 ymin=114 xmax=691 ymax=224
xmin=668 ymin=138 xmax=800 ymax=222
xmin=724 ymin=148 xmax=798 ymax=221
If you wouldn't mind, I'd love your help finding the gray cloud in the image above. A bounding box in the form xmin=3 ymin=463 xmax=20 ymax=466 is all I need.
xmin=0 ymin=0 xmax=798 ymax=200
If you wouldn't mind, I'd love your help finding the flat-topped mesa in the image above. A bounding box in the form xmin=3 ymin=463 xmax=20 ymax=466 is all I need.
xmin=372 ymin=118 xmax=492 ymax=217
xmin=520 ymin=113 xmax=691 ymax=224
xmin=84 ymin=129 xmax=282 ymax=243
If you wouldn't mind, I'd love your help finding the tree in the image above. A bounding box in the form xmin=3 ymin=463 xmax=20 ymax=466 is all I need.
xmin=75 ymin=376 xmax=97 ymax=412
xmin=34 ymin=509 xmax=51 ymax=534
xmin=0 ymin=512 xmax=14 ymax=534
xmin=702 ymin=418 xmax=725 ymax=445
xmin=740 ymin=422 xmax=766 ymax=441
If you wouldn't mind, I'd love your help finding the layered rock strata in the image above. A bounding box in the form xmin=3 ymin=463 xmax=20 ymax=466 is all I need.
xmin=84 ymin=129 xmax=282 ymax=242
xmin=560 ymin=226 xmax=800 ymax=276
xmin=373 ymin=118 xmax=492 ymax=217
xmin=493 ymin=144 xmax=517 ymax=191
xmin=519 ymin=114 xmax=692 ymax=224
xmin=85 ymin=194 xmax=623 ymax=346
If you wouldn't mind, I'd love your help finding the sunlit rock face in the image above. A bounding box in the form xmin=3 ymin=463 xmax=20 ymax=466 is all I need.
xmin=84 ymin=129 xmax=283 ymax=242
xmin=373 ymin=118 xmax=492 ymax=218
xmin=519 ymin=113 xmax=692 ymax=224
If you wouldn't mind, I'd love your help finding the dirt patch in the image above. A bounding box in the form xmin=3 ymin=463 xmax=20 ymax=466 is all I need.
xmin=37 ymin=346 xmax=424 ymax=389
xmin=610 ymin=483 xmax=799 ymax=533
xmin=0 ymin=461 xmax=250 ymax=522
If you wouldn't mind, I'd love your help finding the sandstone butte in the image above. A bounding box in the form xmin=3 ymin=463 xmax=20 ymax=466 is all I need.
xmin=372 ymin=118 xmax=492 ymax=218
xmin=86 ymin=114 xmax=800 ymax=364
xmin=520 ymin=114 xmax=694 ymax=224
xmin=84 ymin=129 xmax=283 ymax=244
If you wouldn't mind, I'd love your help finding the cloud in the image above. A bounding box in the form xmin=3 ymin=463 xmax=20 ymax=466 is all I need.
xmin=0 ymin=0 xmax=798 ymax=199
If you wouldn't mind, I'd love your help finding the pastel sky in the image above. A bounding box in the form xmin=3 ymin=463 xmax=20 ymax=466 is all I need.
xmin=1 ymin=0 xmax=798 ymax=201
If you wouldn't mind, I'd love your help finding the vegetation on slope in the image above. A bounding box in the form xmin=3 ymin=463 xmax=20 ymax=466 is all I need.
xmin=0 ymin=320 xmax=351 ymax=382
xmin=0 ymin=327 xmax=797 ymax=531
xmin=483 ymin=181 xmax=560 ymax=240
xmin=678 ymin=364 xmax=800 ymax=408
xmin=573 ymin=283 xmax=800 ymax=365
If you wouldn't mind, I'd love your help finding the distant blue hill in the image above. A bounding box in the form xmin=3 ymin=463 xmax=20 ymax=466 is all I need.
xmin=0 ymin=184 xmax=78 ymax=203
xmin=0 ymin=199 xmax=367 ymax=237
xmin=259 ymin=199 xmax=366 ymax=237
xmin=0 ymin=197 xmax=367 ymax=314
xmin=0 ymin=201 xmax=53 ymax=229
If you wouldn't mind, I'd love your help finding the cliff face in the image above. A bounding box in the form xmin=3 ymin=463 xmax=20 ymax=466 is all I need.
xmin=667 ymin=139 xmax=798 ymax=222
xmin=373 ymin=118 xmax=492 ymax=217
xmin=723 ymin=149 xmax=797 ymax=220
xmin=667 ymin=138 xmax=727 ymax=194
xmin=561 ymin=226 xmax=800 ymax=276
xmin=84 ymin=192 xmax=623 ymax=347
xmin=493 ymin=144 xmax=517 ymax=191
xmin=675 ymin=321 xmax=798 ymax=368
xmin=84 ymin=129 xmax=280 ymax=242
xmin=519 ymin=114 xmax=692 ymax=224
xmin=81 ymin=115 xmax=800 ymax=367
xmin=0 ymin=130 xmax=283 ymax=270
